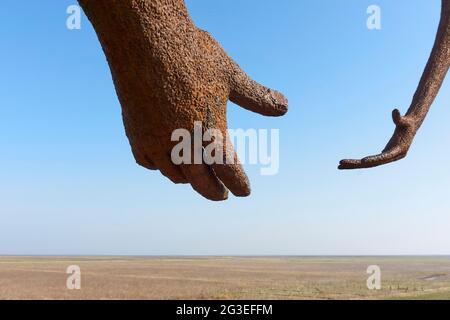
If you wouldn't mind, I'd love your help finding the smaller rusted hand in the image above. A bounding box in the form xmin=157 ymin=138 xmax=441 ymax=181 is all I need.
xmin=339 ymin=0 xmax=450 ymax=170
xmin=339 ymin=109 xmax=417 ymax=169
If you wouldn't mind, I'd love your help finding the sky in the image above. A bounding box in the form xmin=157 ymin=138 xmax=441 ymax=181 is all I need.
xmin=0 ymin=0 xmax=449 ymax=255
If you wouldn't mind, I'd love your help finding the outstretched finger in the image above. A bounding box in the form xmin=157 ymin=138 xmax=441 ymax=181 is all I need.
xmin=229 ymin=62 xmax=288 ymax=117
xmin=338 ymin=147 xmax=406 ymax=170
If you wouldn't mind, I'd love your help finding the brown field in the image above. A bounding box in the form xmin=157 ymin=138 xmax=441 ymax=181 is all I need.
xmin=0 ymin=256 xmax=449 ymax=300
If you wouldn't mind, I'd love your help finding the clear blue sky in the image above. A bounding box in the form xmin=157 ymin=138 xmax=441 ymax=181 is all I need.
xmin=1 ymin=0 xmax=449 ymax=255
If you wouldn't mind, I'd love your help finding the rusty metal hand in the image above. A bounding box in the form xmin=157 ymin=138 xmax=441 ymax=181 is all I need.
xmin=340 ymin=0 xmax=450 ymax=170
xmin=79 ymin=0 xmax=288 ymax=200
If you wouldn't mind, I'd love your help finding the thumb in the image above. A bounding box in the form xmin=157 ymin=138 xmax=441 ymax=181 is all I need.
xmin=228 ymin=61 xmax=288 ymax=117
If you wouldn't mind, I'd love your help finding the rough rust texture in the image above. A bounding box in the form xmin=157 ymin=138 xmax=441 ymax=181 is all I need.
xmin=78 ymin=0 xmax=288 ymax=201
xmin=340 ymin=0 xmax=450 ymax=169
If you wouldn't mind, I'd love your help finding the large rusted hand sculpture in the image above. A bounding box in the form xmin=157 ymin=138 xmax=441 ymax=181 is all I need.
xmin=339 ymin=0 xmax=450 ymax=170
xmin=79 ymin=0 xmax=288 ymax=200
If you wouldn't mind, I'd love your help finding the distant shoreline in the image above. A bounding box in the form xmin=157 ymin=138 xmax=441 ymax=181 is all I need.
xmin=1 ymin=255 xmax=450 ymax=258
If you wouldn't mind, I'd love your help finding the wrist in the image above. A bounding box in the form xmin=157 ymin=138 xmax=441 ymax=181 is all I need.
xmin=79 ymin=0 xmax=194 ymax=41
